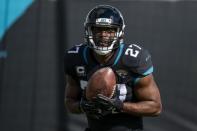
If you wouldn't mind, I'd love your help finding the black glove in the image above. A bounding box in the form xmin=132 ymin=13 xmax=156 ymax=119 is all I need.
xmin=95 ymin=94 xmax=123 ymax=112
xmin=80 ymin=97 xmax=97 ymax=113
xmin=80 ymin=97 xmax=105 ymax=119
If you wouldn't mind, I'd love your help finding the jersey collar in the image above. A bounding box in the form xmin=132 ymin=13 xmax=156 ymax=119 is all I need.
xmin=84 ymin=44 xmax=124 ymax=67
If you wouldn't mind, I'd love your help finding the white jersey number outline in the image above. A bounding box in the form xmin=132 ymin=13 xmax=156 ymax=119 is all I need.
xmin=125 ymin=44 xmax=140 ymax=58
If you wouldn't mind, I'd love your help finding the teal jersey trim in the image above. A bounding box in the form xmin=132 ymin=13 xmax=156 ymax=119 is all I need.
xmin=143 ymin=66 xmax=154 ymax=76
xmin=113 ymin=44 xmax=124 ymax=66
xmin=83 ymin=46 xmax=88 ymax=64
xmin=134 ymin=66 xmax=154 ymax=84
xmin=134 ymin=78 xmax=140 ymax=85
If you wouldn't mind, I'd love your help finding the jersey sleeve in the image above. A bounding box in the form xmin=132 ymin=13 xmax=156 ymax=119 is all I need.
xmin=122 ymin=44 xmax=153 ymax=77
xmin=135 ymin=49 xmax=153 ymax=76
xmin=64 ymin=50 xmax=75 ymax=77
xmin=64 ymin=45 xmax=83 ymax=78
xmin=64 ymin=54 xmax=70 ymax=75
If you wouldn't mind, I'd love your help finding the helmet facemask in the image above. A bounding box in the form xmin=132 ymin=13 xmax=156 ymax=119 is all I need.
xmin=85 ymin=25 xmax=124 ymax=55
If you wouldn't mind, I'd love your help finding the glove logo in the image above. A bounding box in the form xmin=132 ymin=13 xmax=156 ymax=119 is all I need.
xmin=111 ymin=108 xmax=118 ymax=114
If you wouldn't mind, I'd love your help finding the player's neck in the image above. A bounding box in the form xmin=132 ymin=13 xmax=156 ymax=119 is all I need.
xmin=93 ymin=51 xmax=114 ymax=65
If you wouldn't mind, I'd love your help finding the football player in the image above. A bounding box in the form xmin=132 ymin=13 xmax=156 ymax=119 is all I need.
xmin=64 ymin=5 xmax=162 ymax=131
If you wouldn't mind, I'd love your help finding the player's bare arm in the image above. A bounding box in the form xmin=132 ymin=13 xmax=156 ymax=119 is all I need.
xmin=122 ymin=74 xmax=162 ymax=116
xmin=65 ymin=75 xmax=82 ymax=113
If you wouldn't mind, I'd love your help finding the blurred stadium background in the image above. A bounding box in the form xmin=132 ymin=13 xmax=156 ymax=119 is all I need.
xmin=0 ymin=0 xmax=197 ymax=131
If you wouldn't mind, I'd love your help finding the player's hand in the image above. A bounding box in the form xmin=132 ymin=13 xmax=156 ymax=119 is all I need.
xmin=80 ymin=97 xmax=105 ymax=119
xmin=95 ymin=94 xmax=123 ymax=112
xmin=80 ymin=97 xmax=97 ymax=113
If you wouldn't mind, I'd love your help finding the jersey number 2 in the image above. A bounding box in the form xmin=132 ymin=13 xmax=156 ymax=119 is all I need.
xmin=125 ymin=44 xmax=139 ymax=57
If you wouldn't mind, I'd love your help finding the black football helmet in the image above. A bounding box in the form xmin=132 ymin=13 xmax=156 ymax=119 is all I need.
xmin=84 ymin=5 xmax=125 ymax=55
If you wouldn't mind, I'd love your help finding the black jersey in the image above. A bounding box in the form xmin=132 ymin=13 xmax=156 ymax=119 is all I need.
xmin=64 ymin=43 xmax=153 ymax=130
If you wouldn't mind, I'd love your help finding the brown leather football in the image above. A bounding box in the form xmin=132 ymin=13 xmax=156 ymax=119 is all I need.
xmin=86 ymin=67 xmax=116 ymax=101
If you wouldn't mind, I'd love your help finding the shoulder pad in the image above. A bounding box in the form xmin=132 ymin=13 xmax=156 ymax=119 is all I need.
xmin=64 ymin=44 xmax=86 ymax=76
xmin=122 ymin=44 xmax=153 ymax=76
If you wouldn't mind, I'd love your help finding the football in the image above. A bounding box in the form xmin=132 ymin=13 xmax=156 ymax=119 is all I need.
xmin=86 ymin=67 xmax=116 ymax=101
